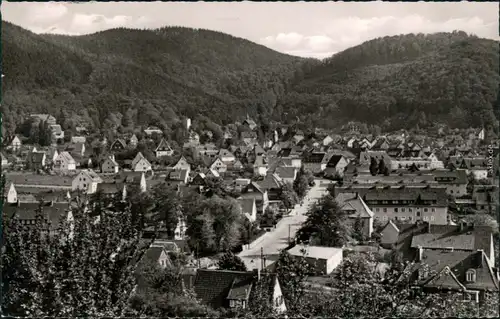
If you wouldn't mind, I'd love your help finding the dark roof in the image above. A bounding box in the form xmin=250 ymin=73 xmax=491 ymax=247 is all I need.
xmin=415 ymin=250 xmax=498 ymax=291
xmin=3 ymin=202 xmax=70 ymax=228
xmin=194 ymin=269 xmax=255 ymax=309
xmin=96 ymin=183 xmax=125 ymax=194
xmin=363 ymin=188 xmax=448 ymax=206
xmin=326 ymin=155 xmax=343 ymax=168
xmin=5 ymin=173 xmax=73 ymax=187
xmin=303 ymin=152 xmax=326 ymax=163
xmin=275 ymin=166 xmax=296 ymax=179
xmin=239 ymin=198 xmax=255 ymax=215
xmin=432 ymin=170 xmax=468 ymax=184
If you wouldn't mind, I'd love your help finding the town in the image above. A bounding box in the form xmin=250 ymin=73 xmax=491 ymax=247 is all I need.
xmin=2 ymin=111 xmax=499 ymax=317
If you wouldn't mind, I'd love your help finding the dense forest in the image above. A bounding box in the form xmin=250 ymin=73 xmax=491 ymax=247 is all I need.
xmin=1 ymin=22 xmax=499 ymax=136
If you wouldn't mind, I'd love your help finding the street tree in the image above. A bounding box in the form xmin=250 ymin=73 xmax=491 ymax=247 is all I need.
xmin=217 ymin=252 xmax=248 ymax=271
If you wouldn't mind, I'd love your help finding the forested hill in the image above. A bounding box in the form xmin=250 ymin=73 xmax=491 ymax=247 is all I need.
xmin=1 ymin=21 xmax=308 ymax=134
xmin=280 ymin=31 xmax=500 ymax=131
xmin=2 ymin=22 xmax=499 ymax=135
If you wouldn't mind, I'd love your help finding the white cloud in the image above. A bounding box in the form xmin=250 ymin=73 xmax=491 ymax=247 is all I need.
xmin=71 ymin=13 xmax=133 ymax=33
xmin=261 ymin=14 xmax=497 ymax=59
xmin=25 ymin=3 xmax=69 ymax=24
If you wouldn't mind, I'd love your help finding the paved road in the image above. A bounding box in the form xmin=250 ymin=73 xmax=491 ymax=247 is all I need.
xmin=238 ymin=178 xmax=332 ymax=270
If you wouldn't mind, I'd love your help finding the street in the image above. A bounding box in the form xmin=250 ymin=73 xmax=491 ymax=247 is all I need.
xmin=238 ymin=178 xmax=332 ymax=270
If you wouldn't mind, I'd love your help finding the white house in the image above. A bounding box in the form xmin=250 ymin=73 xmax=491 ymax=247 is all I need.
xmin=1 ymin=152 xmax=9 ymax=167
xmin=209 ymin=157 xmax=227 ymax=173
xmin=132 ymin=152 xmax=152 ymax=172
xmin=218 ymin=149 xmax=236 ymax=163
xmin=3 ymin=182 xmax=17 ymax=203
xmin=253 ymin=155 xmax=268 ymax=177
xmin=478 ymin=128 xmax=485 ymax=141
xmin=287 ymin=245 xmax=344 ymax=275
xmin=239 ymin=198 xmax=257 ymax=222
xmin=102 ymin=155 xmax=119 ymax=174
xmin=6 ymin=135 xmax=22 ymax=151
xmin=155 ymin=139 xmax=174 ymax=157
xmin=323 ymin=135 xmax=334 ymax=146
xmin=50 ymin=124 xmax=65 ymax=141
xmin=72 ymin=169 xmax=103 ymax=194
xmin=172 ymin=156 xmax=191 ymax=172
xmin=54 ymin=151 xmax=76 ymax=172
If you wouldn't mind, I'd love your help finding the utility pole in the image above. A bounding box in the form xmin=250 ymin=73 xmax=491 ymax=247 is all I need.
xmin=260 ymin=247 xmax=264 ymax=270
xmin=288 ymin=224 xmax=291 ymax=245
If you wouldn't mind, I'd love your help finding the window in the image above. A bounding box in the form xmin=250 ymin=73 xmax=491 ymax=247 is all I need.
xmin=416 ymin=212 xmax=421 ymax=217
xmin=394 ymin=208 xmax=398 ymax=213
xmin=383 ymin=208 xmax=387 ymax=213
xmin=424 ymin=208 xmax=428 ymax=212
xmin=466 ymin=269 xmax=476 ymax=282
xmin=375 ymin=208 xmax=379 ymax=212
xmin=83 ymin=184 xmax=87 ymax=188
xmin=450 ymin=190 xmax=454 ymax=194
xmin=431 ymin=208 xmax=435 ymax=212
xmin=229 ymin=300 xmax=235 ymax=308
xmin=431 ymin=216 xmax=435 ymax=221
xmin=383 ymin=216 xmax=388 ymax=221
xmin=402 ymin=208 xmax=405 ymax=212
xmin=409 ymin=208 xmax=412 ymax=212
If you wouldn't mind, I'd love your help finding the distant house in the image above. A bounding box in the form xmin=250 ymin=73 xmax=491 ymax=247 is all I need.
xmin=66 ymin=142 xmax=86 ymax=157
xmin=253 ymin=155 xmax=268 ymax=177
xmin=322 ymin=135 xmax=334 ymax=146
xmin=165 ymin=169 xmax=190 ymax=186
xmin=3 ymin=182 xmax=17 ymax=203
xmin=54 ymin=151 xmax=76 ymax=172
xmin=242 ymin=115 xmax=258 ymax=131
xmin=26 ymin=151 xmax=46 ymax=171
xmin=219 ymin=149 xmax=236 ymax=163
xmin=47 ymin=148 xmax=59 ymax=163
xmin=101 ymin=155 xmax=119 ymax=174
xmin=477 ymin=128 xmax=485 ymax=141
xmin=1 ymin=152 xmax=9 ymax=167
xmin=155 ymin=139 xmax=174 ymax=157
xmin=71 ymin=136 xmax=87 ymax=144
xmin=110 ymin=139 xmax=127 ymax=152
xmin=433 ymin=170 xmax=468 ymax=197
xmin=241 ymin=131 xmax=258 ymax=146
xmin=50 ymin=124 xmax=64 ymax=141
xmin=335 ymin=192 xmax=374 ymax=239
xmin=72 ymin=169 xmax=103 ymax=194
xmin=5 ymin=135 xmax=22 ymax=151
xmin=240 ymin=182 xmax=269 ymax=214
xmin=128 ymin=134 xmax=139 ymax=147
xmin=287 ymin=245 xmax=343 ymax=275
xmin=144 ymin=126 xmax=163 ymax=137
xmin=324 ymin=155 xmax=349 ymax=178
xmin=239 ymin=198 xmax=257 ymax=222
xmin=302 ymin=152 xmax=328 ymax=174
xmin=209 ymin=157 xmax=227 ymax=173
xmin=193 ymin=269 xmax=287 ymax=314
xmin=138 ymin=245 xmax=172 ymax=269
xmin=96 ymin=182 xmax=127 ymax=201
xmin=274 ymin=166 xmax=297 ymax=184
xmin=172 ymin=156 xmax=191 ymax=172
xmin=131 ymin=152 xmax=152 ymax=172
xmin=30 ymin=114 xmax=57 ymax=125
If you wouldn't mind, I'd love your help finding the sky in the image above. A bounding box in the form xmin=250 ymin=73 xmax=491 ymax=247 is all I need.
xmin=2 ymin=1 xmax=499 ymax=59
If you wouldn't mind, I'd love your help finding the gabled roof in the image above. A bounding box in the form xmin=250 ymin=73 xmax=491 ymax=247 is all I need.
xmin=238 ymin=198 xmax=256 ymax=215
xmin=257 ymin=173 xmax=284 ymax=191
xmin=326 ymin=155 xmax=344 ymax=168
xmin=80 ymin=169 xmax=103 ymax=183
xmin=275 ymin=166 xmax=296 ymax=179
xmin=103 ymin=155 xmax=119 ymax=166
xmin=410 ymin=225 xmax=493 ymax=252
xmin=194 ymin=269 xmax=255 ymax=309
xmin=96 ymin=182 xmax=125 ymax=194
xmin=111 ymin=139 xmax=127 ymax=149
xmin=335 ymin=193 xmax=374 ymax=218
xmin=167 ymin=169 xmax=189 ymax=182
xmin=288 ymin=244 xmax=343 ymax=260
xmin=57 ymin=151 xmax=76 ymax=164
xmin=155 ymin=138 xmax=172 ymax=152
xmin=3 ymin=202 xmax=71 ymax=229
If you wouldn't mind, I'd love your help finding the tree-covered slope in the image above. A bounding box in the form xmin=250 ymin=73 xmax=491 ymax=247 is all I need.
xmin=1 ymin=21 xmax=305 ymax=134
xmin=279 ymin=31 xmax=499 ymax=131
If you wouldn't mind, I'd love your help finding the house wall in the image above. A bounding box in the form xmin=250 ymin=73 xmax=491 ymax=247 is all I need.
xmin=272 ymin=277 xmax=287 ymax=314
xmin=380 ymin=224 xmax=399 ymax=247
xmin=254 ymin=166 xmax=267 ymax=177
xmin=326 ymin=251 xmax=343 ymax=275
xmin=134 ymin=158 xmax=151 ymax=172
xmin=72 ymin=173 xmax=98 ymax=194
xmin=156 ymin=150 xmax=173 ymax=157
xmin=371 ymin=205 xmax=448 ymax=225
xmin=470 ymin=169 xmax=488 ymax=180
xmin=102 ymin=160 xmax=118 ymax=174
xmin=445 ymin=184 xmax=467 ymax=196
xmin=6 ymin=184 xmax=17 ymax=203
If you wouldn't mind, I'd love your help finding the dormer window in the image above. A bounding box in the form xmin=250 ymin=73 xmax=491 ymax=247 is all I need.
xmin=466 ymin=269 xmax=476 ymax=282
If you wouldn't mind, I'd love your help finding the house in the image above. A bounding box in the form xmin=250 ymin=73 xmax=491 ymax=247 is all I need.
xmin=240 ymin=182 xmax=269 ymax=214
xmin=209 ymin=157 xmax=227 ymax=173
xmin=253 ymin=155 xmax=268 ymax=177
xmin=128 ymin=134 xmax=139 ymax=147
xmin=257 ymin=174 xmax=285 ymax=204
xmin=131 ymin=152 xmax=152 ymax=172
xmin=71 ymin=136 xmax=86 ymax=144
xmin=472 ymin=185 xmax=498 ymax=214
xmin=155 ymin=139 xmax=174 ymax=157
xmin=433 ymin=170 xmax=468 ymax=196
xmin=242 ymin=115 xmax=258 ymax=131
xmin=50 ymin=124 xmax=64 ymax=141
xmin=478 ymin=128 xmax=485 ymax=141
xmin=335 ymin=192 xmax=374 ymax=239
xmin=379 ymin=220 xmax=496 ymax=267
xmin=193 ymin=269 xmax=286 ymax=313
xmin=274 ymin=166 xmax=297 ymax=185
xmin=4 ymin=173 xmax=73 ymax=190
xmin=239 ymin=198 xmax=257 ymax=222
xmin=72 ymin=169 xmax=103 ymax=194
xmin=113 ymin=171 xmax=148 ymax=193
xmin=287 ymin=245 xmax=343 ymax=275
xmin=1 ymin=152 xmax=9 ymax=167
xmin=30 ymin=113 xmax=57 ymax=125
xmin=185 ymin=130 xmax=200 ymax=146
xmin=95 ymin=182 xmax=127 ymax=200
xmin=47 ymin=148 xmax=59 ymax=163
xmin=292 ymin=131 xmax=305 ymax=144
xmin=219 ymin=149 xmax=236 ymax=163
xmin=302 ymin=152 xmax=328 ymax=174
xmin=322 ymin=135 xmax=334 ymax=146
xmin=324 ymin=155 xmax=349 ymax=178
xmin=411 ymin=248 xmax=498 ymax=302
xmin=361 ymin=188 xmax=449 ymax=225
xmin=101 ymin=155 xmax=120 ymax=174
xmin=5 ymin=135 xmax=22 ymax=151
xmin=241 ymin=131 xmax=258 ymax=146
xmin=138 ymin=245 xmax=172 ymax=269
xmin=66 ymin=142 xmax=86 ymax=157
xmin=26 ymin=152 xmax=46 ymax=170
xmin=53 ymin=151 xmax=76 ymax=172
xmin=143 ymin=126 xmax=163 ymax=136
xmin=110 ymin=139 xmax=127 ymax=152
xmin=165 ymin=169 xmax=190 ymax=186
xmin=3 ymin=202 xmax=73 ymax=236
xmin=359 ymin=151 xmax=392 ymax=169
xmin=3 ymin=182 xmax=18 ymax=203
xmin=172 ymin=156 xmax=191 ymax=172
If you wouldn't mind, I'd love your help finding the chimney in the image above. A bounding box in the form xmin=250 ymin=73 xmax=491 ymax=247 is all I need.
xmin=417 ymin=246 xmax=423 ymax=262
